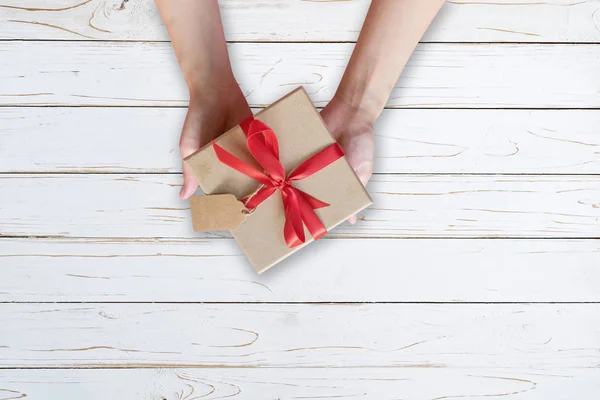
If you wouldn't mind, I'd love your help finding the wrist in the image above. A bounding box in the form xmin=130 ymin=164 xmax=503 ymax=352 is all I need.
xmin=187 ymin=76 xmax=251 ymax=135
xmin=188 ymin=72 xmax=244 ymax=106
xmin=330 ymin=88 xmax=383 ymax=127
xmin=332 ymin=79 xmax=385 ymax=125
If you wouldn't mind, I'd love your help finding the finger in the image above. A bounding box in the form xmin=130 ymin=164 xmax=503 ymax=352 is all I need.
xmin=180 ymin=162 xmax=199 ymax=199
xmin=179 ymin=112 xmax=203 ymax=199
xmin=353 ymin=159 xmax=373 ymax=187
xmin=348 ymin=214 xmax=357 ymax=224
xmin=179 ymin=139 xmax=201 ymax=199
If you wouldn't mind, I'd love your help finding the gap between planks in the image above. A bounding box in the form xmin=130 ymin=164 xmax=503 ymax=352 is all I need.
xmin=0 ymin=301 xmax=597 ymax=305
xmin=2 ymin=172 xmax=600 ymax=176
xmin=3 ymin=40 xmax=600 ymax=45
xmin=2 ymin=236 xmax=600 ymax=240
xmin=2 ymin=105 xmax=600 ymax=109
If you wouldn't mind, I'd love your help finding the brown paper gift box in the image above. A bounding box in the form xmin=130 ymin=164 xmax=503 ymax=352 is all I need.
xmin=185 ymin=87 xmax=372 ymax=273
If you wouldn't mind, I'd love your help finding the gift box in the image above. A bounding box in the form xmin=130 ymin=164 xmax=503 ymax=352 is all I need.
xmin=185 ymin=87 xmax=372 ymax=273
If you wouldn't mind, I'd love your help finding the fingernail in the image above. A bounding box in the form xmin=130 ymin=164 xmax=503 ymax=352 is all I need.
xmin=359 ymin=174 xmax=370 ymax=187
xmin=179 ymin=184 xmax=188 ymax=199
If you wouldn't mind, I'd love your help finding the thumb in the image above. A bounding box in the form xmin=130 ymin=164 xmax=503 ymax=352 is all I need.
xmin=178 ymin=112 xmax=202 ymax=200
xmin=353 ymin=159 xmax=373 ymax=188
xmin=179 ymin=138 xmax=200 ymax=199
xmin=180 ymin=161 xmax=199 ymax=200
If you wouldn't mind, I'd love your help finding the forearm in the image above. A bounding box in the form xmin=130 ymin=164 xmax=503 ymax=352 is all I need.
xmin=155 ymin=0 xmax=236 ymax=100
xmin=336 ymin=0 xmax=445 ymax=121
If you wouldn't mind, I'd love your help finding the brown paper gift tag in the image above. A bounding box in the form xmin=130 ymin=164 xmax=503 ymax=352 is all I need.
xmin=185 ymin=87 xmax=373 ymax=274
xmin=190 ymin=194 xmax=248 ymax=231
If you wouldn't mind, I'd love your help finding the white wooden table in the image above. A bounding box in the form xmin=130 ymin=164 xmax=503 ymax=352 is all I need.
xmin=1 ymin=1 xmax=600 ymax=398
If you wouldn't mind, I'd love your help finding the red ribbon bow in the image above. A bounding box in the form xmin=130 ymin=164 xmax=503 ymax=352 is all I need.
xmin=212 ymin=117 xmax=344 ymax=248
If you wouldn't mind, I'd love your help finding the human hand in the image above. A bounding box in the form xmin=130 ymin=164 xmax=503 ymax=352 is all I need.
xmin=320 ymin=96 xmax=376 ymax=224
xmin=179 ymin=81 xmax=252 ymax=199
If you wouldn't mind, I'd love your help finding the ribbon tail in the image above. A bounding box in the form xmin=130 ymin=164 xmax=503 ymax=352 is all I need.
xmin=296 ymin=189 xmax=329 ymax=209
xmin=244 ymin=186 xmax=277 ymax=211
xmin=295 ymin=189 xmax=328 ymax=241
xmin=282 ymin=189 xmax=306 ymax=248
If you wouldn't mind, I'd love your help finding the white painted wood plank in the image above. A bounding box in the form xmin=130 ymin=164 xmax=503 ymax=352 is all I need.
xmin=3 ymin=42 xmax=599 ymax=107
xmin=1 ymin=0 xmax=600 ymax=43
xmin=3 ymin=108 xmax=600 ymax=174
xmin=1 ymin=174 xmax=599 ymax=238
xmin=1 ymin=238 xmax=598 ymax=302
xmin=0 ymin=303 xmax=598 ymax=368
xmin=1 ymin=368 xmax=598 ymax=399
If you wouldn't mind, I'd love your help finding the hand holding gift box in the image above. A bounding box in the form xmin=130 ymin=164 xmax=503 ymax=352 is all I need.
xmin=157 ymin=0 xmax=446 ymax=272
xmin=185 ymin=87 xmax=372 ymax=273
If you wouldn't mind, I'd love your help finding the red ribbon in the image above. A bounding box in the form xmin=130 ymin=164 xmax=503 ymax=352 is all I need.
xmin=212 ymin=116 xmax=344 ymax=248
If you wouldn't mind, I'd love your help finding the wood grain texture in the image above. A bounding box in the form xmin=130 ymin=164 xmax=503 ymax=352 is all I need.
xmin=1 ymin=368 xmax=598 ymax=399
xmin=1 ymin=0 xmax=599 ymax=395
xmin=3 ymin=108 xmax=600 ymax=174
xmin=2 ymin=0 xmax=600 ymax=43
xmin=1 ymin=303 xmax=598 ymax=368
xmin=1 ymin=238 xmax=599 ymax=302
xmin=1 ymin=174 xmax=599 ymax=239
xmin=3 ymin=42 xmax=600 ymax=107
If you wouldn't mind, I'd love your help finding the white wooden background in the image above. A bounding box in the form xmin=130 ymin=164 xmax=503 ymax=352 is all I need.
xmin=1 ymin=0 xmax=600 ymax=398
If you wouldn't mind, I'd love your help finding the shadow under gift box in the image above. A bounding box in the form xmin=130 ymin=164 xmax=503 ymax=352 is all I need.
xmin=185 ymin=87 xmax=372 ymax=274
